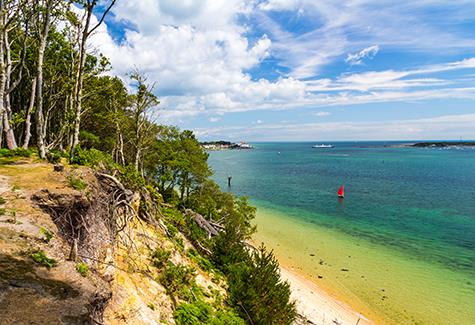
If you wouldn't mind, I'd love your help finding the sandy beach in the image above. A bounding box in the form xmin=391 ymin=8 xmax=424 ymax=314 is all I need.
xmin=280 ymin=265 xmax=372 ymax=325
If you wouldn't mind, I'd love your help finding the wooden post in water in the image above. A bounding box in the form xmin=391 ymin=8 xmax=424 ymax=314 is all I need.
xmin=227 ymin=175 xmax=232 ymax=187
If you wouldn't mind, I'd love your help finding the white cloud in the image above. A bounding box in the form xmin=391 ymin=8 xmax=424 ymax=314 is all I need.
xmin=345 ymin=45 xmax=379 ymax=65
xmin=259 ymin=0 xmax=301 ymax=11
xmin=315 ymin=111 xmax=331 ymax=116
xmin=195 ymin=114 xmax=475 ymax=141
xmin=208 ymin=117 xmax=221 ymax=122
xmin=85 ymin=1 xmax=475 ymax=126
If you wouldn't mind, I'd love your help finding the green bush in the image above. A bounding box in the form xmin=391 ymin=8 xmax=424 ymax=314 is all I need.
xmin=46 ymin=149 xmax=64 ymax=164
xmin=0 ymin=196 xmax=6 ymax=205
xmin=0 ymin=148 xmax=33 ymax=158
xmin=70 ymin=147 xmax=116 ymax=170
xmin=160 ymin=262 xmax=195 ymax=301
xmin=227 ymin=244 xmax=297 ymax=325
xmin=187 ymin=249 xmax=213 ymax=272
xmin=174 ymin=300 xmax=245 ymax=325
xmin=67 ymin=174 xmax=87 ymax=190
xmin=174 ymin=300 xmax=212 ymax=325
xmin=151 ymin=247 xmax=171 ymax=268
xmin=76 ymin=262 xmax=89 ymax=277
xmin=39 ymin=227 xmax=54 ymax=243
xmin=31 ymin=250 xmax=57 ymax=268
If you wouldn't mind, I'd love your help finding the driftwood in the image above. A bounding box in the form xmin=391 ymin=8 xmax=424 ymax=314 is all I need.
xmin=184 ymin=209 xmax=221 ymax=238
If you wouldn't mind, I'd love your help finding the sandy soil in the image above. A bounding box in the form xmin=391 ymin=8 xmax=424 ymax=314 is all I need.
xmin=281 ymin=266 xmax=373 ymax=325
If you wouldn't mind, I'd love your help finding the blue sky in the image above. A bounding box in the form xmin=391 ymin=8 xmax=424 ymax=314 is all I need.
xmin=90 ymin=0 xmax=475 ymax=141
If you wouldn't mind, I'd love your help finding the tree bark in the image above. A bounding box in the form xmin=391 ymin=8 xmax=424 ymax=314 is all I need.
xmin=2 ymin=28 xmax=17 ymax=149
xmin=35 ymin=0 xmax=54 ymax=159
xmin=22 ymin=78 xmax=36 ymax=149
xmin=70 ymin=6 xmax=92 ymax=158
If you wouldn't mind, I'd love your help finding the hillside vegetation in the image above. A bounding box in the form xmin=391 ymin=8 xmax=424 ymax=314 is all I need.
xmin=0 ymin=1 xmax=296 ymax=324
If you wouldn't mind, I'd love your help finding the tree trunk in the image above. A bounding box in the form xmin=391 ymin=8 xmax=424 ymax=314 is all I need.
xmin=34 ymin=0 xmax=55 ymax=158
xmin=22 ymin=78 xmax=36 ymax=149
xmin=2 ymin=29 xmax=17 ymax=149
xmin=36 ymin=30 xmax=48 ymax=159
xmin=70 ymin=5 xmax=93 ymax=159
xmin=0 ymin=3 xmax=9 ymax=149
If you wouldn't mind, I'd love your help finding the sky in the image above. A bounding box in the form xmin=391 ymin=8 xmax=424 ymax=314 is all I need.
xmin=90 ymin=0 xmax=475 ymax=141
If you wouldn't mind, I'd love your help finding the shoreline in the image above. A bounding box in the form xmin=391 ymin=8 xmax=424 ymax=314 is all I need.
xmin=279 ymin=263 xmax=372 ymax=325
xmin=251 ymin=203 xmax=475 ymax=325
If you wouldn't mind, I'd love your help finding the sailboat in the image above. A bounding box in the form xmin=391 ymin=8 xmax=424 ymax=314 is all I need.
xmin=338 ymin=185 xmax=345 ymax=198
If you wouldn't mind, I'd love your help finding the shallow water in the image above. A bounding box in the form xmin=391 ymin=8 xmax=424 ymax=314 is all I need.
xmin=208 ymin=142 xmax=475 ymax=324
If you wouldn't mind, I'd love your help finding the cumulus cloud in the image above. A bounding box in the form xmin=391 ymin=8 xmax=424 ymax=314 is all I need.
xmin=84 ymin=0 xmax=475 ymax=131
xmin=195 ymin=114 xmax=475 ymax=141
xmin=345 ymin=45 xmax=379 ymax=65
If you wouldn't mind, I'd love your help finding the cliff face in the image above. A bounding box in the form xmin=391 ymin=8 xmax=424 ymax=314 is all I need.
xmin=0 ymin=159 xmax=225 ymax=324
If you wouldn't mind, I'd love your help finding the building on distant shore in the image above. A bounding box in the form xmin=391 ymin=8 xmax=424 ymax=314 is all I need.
xmin=201 ymin=141 xmax=253 ymax=150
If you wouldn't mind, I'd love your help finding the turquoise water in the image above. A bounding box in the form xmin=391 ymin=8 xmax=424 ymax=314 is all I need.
xmin=208 ymin=142 xmax=475 ymax=282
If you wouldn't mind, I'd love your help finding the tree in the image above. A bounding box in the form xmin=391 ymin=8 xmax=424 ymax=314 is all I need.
xmin=70 ymin=0 xmax=116 ymax=159
xmin=228 ymin=244 xmax=297 ymax=325
xmin=34 ymin=0 xmax=64 ymax=158
xmin=0 ymin=0 xmax=21 ymax=149
xmin=128 ymin=71 xmax=159 ymax=171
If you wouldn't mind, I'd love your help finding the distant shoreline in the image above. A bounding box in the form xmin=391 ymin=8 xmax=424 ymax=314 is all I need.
xmin=409 ymin=141 xmax=475 ymax=148
xmin=201 ymin=141 xmax=253 ymax=150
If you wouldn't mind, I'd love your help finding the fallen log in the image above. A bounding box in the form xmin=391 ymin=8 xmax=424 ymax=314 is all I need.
xmin=184 ymin=209 xmax=221 ymax=238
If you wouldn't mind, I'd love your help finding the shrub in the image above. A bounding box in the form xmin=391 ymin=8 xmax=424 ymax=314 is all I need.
xmin=0 ymin=148 xmax=33 ymax=158
xmin=0 ymin=196 xmax=6 ymax=204
xmin=76 ymin=262 xmax=89 ymax=277
xmin=31 ymin=250 xmax=57 ymax=268
xmin=39 ymin=227 xmax=54 ymax=243
xmin=187 ymin=249 xmax=213 ymax=272
xmin=67 ymin=174 xmax=87 ymax=190
xmin=174 ymin=300 xmax=245 ymax=325
xmin=160 ymin=262 xmax=195 ymax=301
xmin=70 ymin=147 xmax=116 ymax=170
xmin=227 ymin=244 xmax=297 ymax=325
xmin=173 ymin=300 xmax=212 ymax=325
xmin=151 ymin=247 xmax=171 ymax=268
xmin=46 ymin=150 xmax=63 ymax=164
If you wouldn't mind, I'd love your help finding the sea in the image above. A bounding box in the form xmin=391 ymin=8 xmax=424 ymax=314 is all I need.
xmin=208 ymin=141 xmax=475 ymax=325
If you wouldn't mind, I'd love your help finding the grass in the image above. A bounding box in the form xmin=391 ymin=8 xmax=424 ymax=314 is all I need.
xmin=67 ymin=174 xmax=87 ymax=190
xmin=76 ymin=262 xmax=89 ymax=277
xmin=31 ymin=250 xmax=57 ymax=268
xmin=40 ymin=227 xmax=54 ymax=243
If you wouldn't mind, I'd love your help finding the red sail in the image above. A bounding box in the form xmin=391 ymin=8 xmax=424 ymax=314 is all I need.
xmin=338 ymin=185 xmax=345 ymax=197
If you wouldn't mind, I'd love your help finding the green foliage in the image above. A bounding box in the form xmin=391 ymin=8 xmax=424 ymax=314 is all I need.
xmin=0 ymin=208 xmax=5 ymax=216
xmin=151 ymin=247 xmax=171 ymax=269
xmin=70 ymin=147 xmax=117 ymax=170
xmin=174 ymin=300 xmax=245 ymax=325
xmin=187 ymin=249 xmax=214 ymax=272
xmin=147 ymin=302 xmax=156 ymax=310
xmin=227 ymin=245 xmax=297 ymax=325
xmin=46 ymin=149 xmax=66 ymax=164
xmin=0 ymin=148 xmax=33 ymax=158
xmin=31 ymin=250 xmax=57 ymax=268
xmin=159 ymin=262 xmax=195 ymax=301
xmin=66 ymin=174 xmax=87 ymax=190
xmin=76 ymin=262 xmax=89 ymax=277
xmin=39 ymin=227 xmax=54 ymax=243
xmin=0 ymin=196 xmax=6 ymax=205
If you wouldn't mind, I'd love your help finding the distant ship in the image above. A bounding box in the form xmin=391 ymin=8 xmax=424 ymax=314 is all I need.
xmin=312 ymin=144 xmax=334 ymax=148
